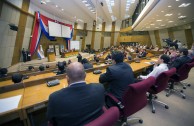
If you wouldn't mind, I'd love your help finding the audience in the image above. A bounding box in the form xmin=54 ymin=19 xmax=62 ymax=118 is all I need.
xmin=77 ymin=53 xmax=82 ymax=62
xmin=99 ymin=51 xmax=134 ymax=101
xmin=139 ymin=54 xmax=170 ymax=79
xmin=81 ymin=58 xmax=93 ymax=69
xmin=47 ymin=62 xmax=105 ymax=126
xmin=56 ymin=62 xmax=65 ymax=75
xmin=12 ymin=73 xmax=23 ymax=83
xmin=0 ymin=68 xmax=8 ymax=78
xmin=169 ymin=48 xmax=191 ymax=69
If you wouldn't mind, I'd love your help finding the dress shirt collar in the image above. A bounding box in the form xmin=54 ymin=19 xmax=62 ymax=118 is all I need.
xmin=69 ymin=81 xmax=86 ymax=87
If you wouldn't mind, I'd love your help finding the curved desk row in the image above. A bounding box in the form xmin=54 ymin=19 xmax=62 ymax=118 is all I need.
xmin=0 ymin=57 xmax=157 ymax=126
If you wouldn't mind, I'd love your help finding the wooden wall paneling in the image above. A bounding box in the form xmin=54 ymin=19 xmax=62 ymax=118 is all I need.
xmin=185 ymin=29 xmax=193 ymax=48
xmin=11 ymin=0 xmax=30 ymax=65
xmin=73 ymin=22 xmax=78 ymax=40
xmin=91 ymin=20 xmax=96 ymax=49
xmin=110 ymin=22 xmax=115 ymax=46
xmin=154 ymin=30 xmax=161 ymax=48
xmin=100 ymin=22 xmax=106 ymax=50
xmin=0 ymin=0 xmax=5 ymax=17
xmin=81 ymin=23 xmax=87 ymax=50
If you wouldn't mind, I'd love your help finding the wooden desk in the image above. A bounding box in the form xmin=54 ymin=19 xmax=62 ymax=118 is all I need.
xmin=61 ymin=51 xmax=79 ymax=58
xmin=48 ymin=52 xmax=56 ymax=62
xmin=0 ymin=58 xmax=157 ymax=126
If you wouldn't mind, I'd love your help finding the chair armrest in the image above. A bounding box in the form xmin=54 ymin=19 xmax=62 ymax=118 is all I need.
xmin=105 ymin=93 xmax=124 ymax=110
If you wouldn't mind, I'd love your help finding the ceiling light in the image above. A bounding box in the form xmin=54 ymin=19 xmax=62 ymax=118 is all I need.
xmin=62 ymin=9 xmax=64 ymax=11
xmin=178 ymin=15 xmax=186 ymax=19
xmin=157 ymin=20 xmax=162 ymax=21
xmin=155 ymin=27 xmax=159 ymax=28
xmin=150 ymin=24 xmax=155 ymax=25
xmin=165 ymin=13 xmax=173 ymax=16
xmin=168 ymin=21 xmax=174 ymax=23
xmin=179 ymin=3 xmax=191 ymax=7
xmin=176 ymin=0 xmax=179 ymax=1
xmin=168 ymin=5 xmax=172 ymax=7
xmin=161 ymin=11 xmax=164 ymax=12
xmin=56 ymin=5 xmax=58 ymax=7
xmin=105 ymin=0 xmax=113 ymax=13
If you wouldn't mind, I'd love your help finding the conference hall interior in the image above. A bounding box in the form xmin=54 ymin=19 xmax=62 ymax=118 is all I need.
xmin=0 ymin=0 xmax=194 ymax=126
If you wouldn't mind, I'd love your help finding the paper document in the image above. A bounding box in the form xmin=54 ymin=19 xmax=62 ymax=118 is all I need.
xmin=144 ymin=62 xmax=152 ymax=65
xmin=0 ymin=95 xmax=22 ymax=113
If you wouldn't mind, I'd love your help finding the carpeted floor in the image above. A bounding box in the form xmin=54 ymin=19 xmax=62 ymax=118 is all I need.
xmin=115 ymin=68 xmax=194 ymax=126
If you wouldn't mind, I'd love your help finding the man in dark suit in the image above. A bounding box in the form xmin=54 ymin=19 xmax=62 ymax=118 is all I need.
xmin=169 ymin=48 xmax=191 ymax=69
xmin=99 ymin=51 xmax=134 ymax=101
xmin=77 ymin=53 xmax=82 ymax=62
xmin=22 ymin=48 xmax=27 ymax=62
xmin=47 ymin=62 xmax=104 ymax=126
xmin=81 ymin=58 xmax=93 ymax=69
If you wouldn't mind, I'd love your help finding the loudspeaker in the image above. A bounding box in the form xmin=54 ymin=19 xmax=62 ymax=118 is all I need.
xmin=9 ymin=24 xmax=18 ymax=31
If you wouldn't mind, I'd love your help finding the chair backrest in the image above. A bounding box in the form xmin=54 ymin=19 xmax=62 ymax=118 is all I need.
xmin=121 ymin=77 xmax=155 ymax=117
xmin=176 ymin=62 xmax=194 ymax=81
xmin=85 ymin=107 xmax=120 ymax=126
xmin=153 ymin=68 xmax=176 ymax=93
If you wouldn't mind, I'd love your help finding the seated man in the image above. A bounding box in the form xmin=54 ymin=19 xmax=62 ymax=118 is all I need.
xmin=81 ymin=58 xmax=93 ymax=69
xmin=12 ymin=73 xmax=23 ymax=83
xmin=169 ymin=48 xmax=191 ymax=69
xmin=0 ymin=68 xmax=8 ymax=78
xmin=99 ymin=51 xmax=134 ymax=101
xmin=47 ymin=62 xmax=105 ymax=126
xmin=139 ymin=54 xmax=170 ymax=79
xmin=56 ymin=62 xmax=66 ymax=75
xmin=137 ymin=49 xmax=147 ymax=58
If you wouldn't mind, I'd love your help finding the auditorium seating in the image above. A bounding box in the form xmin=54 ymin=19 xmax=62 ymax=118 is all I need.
xmin=166 ymin=62 xmax=194 ymax=99
xmin=105 ymin=77 xmax=155 ymax=125
xmin=85 ymin=107 xmax=120 ymax=126
xmin=148 ymin=68 xmax=176 ymax=113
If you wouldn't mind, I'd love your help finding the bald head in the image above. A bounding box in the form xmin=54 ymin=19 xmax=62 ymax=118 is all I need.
xmin=66 ymin=62 xmax=86 ymax=84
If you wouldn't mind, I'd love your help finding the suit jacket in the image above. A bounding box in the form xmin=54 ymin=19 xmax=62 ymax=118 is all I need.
xmin=83 ymin=63 xmax=93 ymax=70
xmin=77 ymin=55 xmax=82 ymax=62
xmin=47 ymin=83 xmax=104 ymax=126
xmin=170 ymin=55 xmax=191 ymax=69
xmin=99 ymin=62 xmax=134 ymax=100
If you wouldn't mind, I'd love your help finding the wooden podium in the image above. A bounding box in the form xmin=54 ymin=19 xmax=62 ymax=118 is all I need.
xmin=48 ymin=52 xmax=56 ymax=62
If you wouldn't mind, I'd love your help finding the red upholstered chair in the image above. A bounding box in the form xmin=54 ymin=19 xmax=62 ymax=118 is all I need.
xmin=85 ymin=107 xmax=120 ymax=126
xmin=166 ymin=62 xmax=194 ymax=99
xmin=48 ymin=107 xmax=119 ymax=126
xmin=105 ymin=77 xmax=155 ymax=125
xmin=148 ymin=68 xmax=176 ymax=113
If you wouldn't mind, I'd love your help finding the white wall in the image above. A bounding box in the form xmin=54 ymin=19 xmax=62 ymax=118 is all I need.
xmin=104 ymin=37 xmax=111 ymax=48
xmin=173 ymin=30 xmax=187 ymax=46
xmin=159 ymin=29 xmax=168 ymax=47
xmin=0 ymin=2 xmax=21 ymax=67
xmin=94 ymin=32 xmax=101 ymax=50
xmin=149 ymin=31 xmax=156 ymax=46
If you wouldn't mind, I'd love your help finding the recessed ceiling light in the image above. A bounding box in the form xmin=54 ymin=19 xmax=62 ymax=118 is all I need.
xmin=168 ymin=21 xmax=174 ymax=23
xmin=176 ymin=0 xmax=179 ymax=1
xmin=179 ymin=3 xmax=191 ymax=7
xmin=157 ymin=20 xmax=162 ymax=22
xmin=178 ymin=15 xmax=187 ymax=19
xmin=165 ymin=13 xmax=173 ymax=16
xmin=62 ymin=9 xmax=64 ymax=11
xmin=168 ymin=5 xmax=172 ymax=7
xmin=161 ymin=11 xmax=164 ymax=12
xmin=150 ymin=24 xmax=155 ymax=25
xmin=56 ymin=5 xmax=58 ymax=7
xmin=155 ymin=27 xmax=159 ymax=28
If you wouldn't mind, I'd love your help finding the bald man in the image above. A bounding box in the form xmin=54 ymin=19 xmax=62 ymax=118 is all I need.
xmin=47 ymin=62 xmax=105 ymax=126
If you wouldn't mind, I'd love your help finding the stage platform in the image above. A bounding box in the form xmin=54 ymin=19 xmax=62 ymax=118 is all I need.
xmin=8 ymin=53 xmax=94 ymax=73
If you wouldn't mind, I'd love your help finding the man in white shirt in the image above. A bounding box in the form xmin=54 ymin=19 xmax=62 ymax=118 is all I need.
xmin=139 ymin=54 xmax=170 ymax=79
